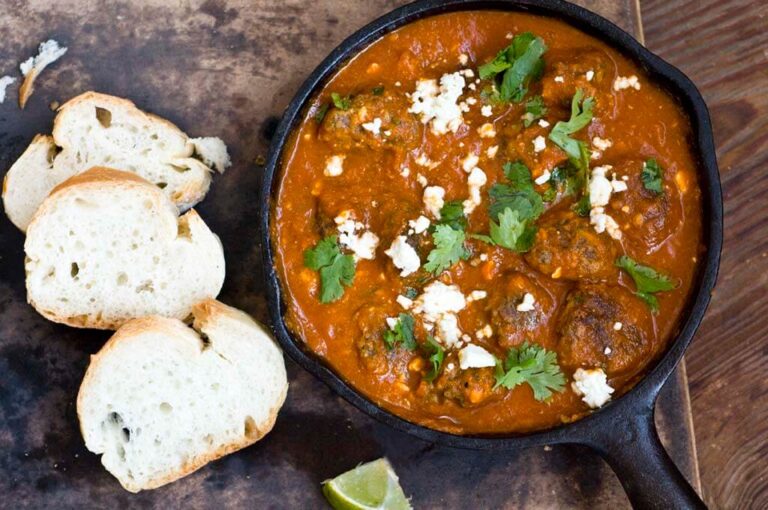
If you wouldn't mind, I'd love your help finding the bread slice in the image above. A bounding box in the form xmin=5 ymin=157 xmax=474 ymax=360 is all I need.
xmin=77 ymin=299 xmax=288 ymax=492
xmin=3 ymin=91 xmax=230 ymax=231
xmin=24 ymin=167 xmax=225 ymax=329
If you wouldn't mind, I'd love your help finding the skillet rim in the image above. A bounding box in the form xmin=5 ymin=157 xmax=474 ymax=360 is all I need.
xmin=258 ymin=0 xmax=723 ymax=449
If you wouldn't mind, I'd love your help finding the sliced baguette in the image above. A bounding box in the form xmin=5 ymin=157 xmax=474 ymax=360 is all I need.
xmin=24 ymin=167 xmax=225 ymax=329
xmin=3 ymin=91 xmax=230 ymax=231
xmin=77 ymin=299 xmax=288 ymax=492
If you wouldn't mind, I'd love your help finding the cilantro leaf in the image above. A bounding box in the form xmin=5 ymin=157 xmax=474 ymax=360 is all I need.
xmin=548 ymin=89 xmax=594 ymax=164
xmin=615 ymin=255 xmax=676 ymax=313
xmin=424 ymin=224 xmax=470 ymax=274
xmin=331 ymin=92 xmax=352 ymax=110
xmin=404 ymin=287 xmax=419 ymax=300
xmin=478 ymin=32 xmax=547 ymax=103
xmin=489 ymin=208 xmax=537 ymax=252
xmin=304 ymin=236 xmax=356 ymax=303
xmin=314 ymin=103 xmax=330 ymax=124
xmin=424 ymin=336 xmax=445 ymax=382
xmin=383 ymin=313 xmax=417 ymax=351
xmin=488 ymin=161 xmax=543 ymax=221
xmin=437 ymin=200 xmax=468 ymax=231
xmin=523 ymin=95 xmax=548 ymax=127
xmin=642 ymin=158 xmax=664 ymax=195
xmin=493 ymin=341 xmax=566 ymax=401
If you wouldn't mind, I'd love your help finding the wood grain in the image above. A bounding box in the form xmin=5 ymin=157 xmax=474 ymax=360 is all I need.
xmin=642 ymin=1 xmax=768 ymax=508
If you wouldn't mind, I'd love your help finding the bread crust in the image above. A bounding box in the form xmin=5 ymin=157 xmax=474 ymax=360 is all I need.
xmin=76 ymin=301 xmax=288 ymax=492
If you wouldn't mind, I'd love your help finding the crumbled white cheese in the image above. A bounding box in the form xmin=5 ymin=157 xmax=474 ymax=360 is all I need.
xmin=423 ymin=186 xmax=446 ymax=218
xmin=362 ymin=117 xmax=382 ymax=135
xmin=466 ymin=97 xmax=477 ymax=105
xmin=460 ymin=69 xmax=475 ymax=79
xmin=385 ymin=236 xmax=420 ymax=277
xmin=20 ymin=39 xmax=68 ymax=77
xmin=590 ymin=207 xmax=623 ymax=240
xmin=481 ymin=104 xmax=493 ymax=117
xmin=416 ymin=173 xmax=429 ymax=187
xmin=610 ymin=174 xmax=628 ymax=193
xmin=486 ymin=145 xmax=499 ymax=158
xmin=459 ymin=101 xmax=470 ymax=113
xmin=437 ymin=314 xmax=462 ymax=347
xmin=458 ymin=53 xmax=469 ymax=66
xmin=604 ymin=346 xmax=613 ymax=355
xmin=0 ymin=76 xmax=16 ymax=104
xmin=337 ymin=218 xmax=380 ymax=260
xmin=461 ymin=153 xmax=480 ymax=173
xmin=408 ymin=215 xmax=431 ymax=234
xmin=462 ymin=167 xmax=487 ymax=214
xmin=324 ymin=154 xmax=345 ymax=177
xmin=572 ymin=368 xmax=615 ymax=408
xmin=516 ymin=292 xmax=536 ymax=312
xmin=458 ymin=344 xmax=496 ymax=370
xmin=589 ymin=165 xmax=615 ymax=208
xmin=477 ymin=123 xmax=496 ymax=138
xmin=400 ymin=166 xmax=410 ymax=177
xmin=413 ymin=281 xmax=466 ymax=323
xmin=592 ymin=136 xmax=613 ymax=151
xmin=447 ymin=362 xmax=455 ymax=371
xmin=533 ymin=135 xmax=547 ymax=153
xmin=468 ymin=290 xmax=488 ymax=302
xmin=586 ymin=70 xmax=595 ymax=81
xmin=468 ymin=83 xmax=477 ymax=91
xmin=415 ymin=153 xmax=438 ymax=168
xmin=479 ymin=253 xmax=488 ymax=261
xmin=505 ymin=32 xmax=514 ymax=40
xmin=613 ymin=322 xmax=623 ymax=331
xmin=554 ymin=75 xmax=565 ymax=83
xmin=538 ymin=119 xmax=550 ymax=128
xmin=475 ymin=324 xmax=493 ymax=339
xmin=613 ymin=75 xmax=641 ymax=91
xmin=408 ymin=72 xmax=466 ymax=135
xmin=397 ymin=295 xmax=414 ymax=310
xmin=385 ymin=317 xmax=399 ymax=329
xmin=534 ymin=169 xmax=551 ymax=185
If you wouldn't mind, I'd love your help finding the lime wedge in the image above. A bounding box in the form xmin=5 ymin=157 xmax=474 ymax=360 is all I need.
xmin=322 ymin=458 xmax=412 ymax=510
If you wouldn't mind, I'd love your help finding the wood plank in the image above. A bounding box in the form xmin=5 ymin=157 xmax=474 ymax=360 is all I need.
xmin=642 ymin=0 xmax=768 ymax=508
xmin=0 ymin=0 xmax=698 ymax=506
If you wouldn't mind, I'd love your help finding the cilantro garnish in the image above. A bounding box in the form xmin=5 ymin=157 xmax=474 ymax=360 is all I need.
xmin=331 ymin=92 xmax=352 ymax=110
xmin=303 ymin=236 xmax=356 ymax=303
xmin=493 ymin=341 xmax=566 ymax=401
xmin=404 ymin=287 xmax=419 ymax=300
xmin=490 ymin=208 xmax=537 ymax=251
xmin=615 ymin=255 xmax=676 ymax=313
xmin=314 ymin=103 xmax=330 ymax=124
xmin=437 ymin=200 xmax=468 ymax=232
xmin=383 ymin=313 xmax=417 ymax=351
xmin=423 ymin=336 xmax=444 ymax=382
xmin=424 ymin=224 xmax=470 ymax=274
xmin=548 ymin=89 xmax=594 ymax=172
xmin=523 ymin=95 xmax=548 ymax=127
xmin=478 ymin=32 xmax=547 ymax=103
xmin=642 ymin=158 xmax=664 ymax=195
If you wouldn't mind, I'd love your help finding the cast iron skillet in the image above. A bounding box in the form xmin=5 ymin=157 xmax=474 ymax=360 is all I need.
xmin=259 ymin=1 xmax=723 ymax=508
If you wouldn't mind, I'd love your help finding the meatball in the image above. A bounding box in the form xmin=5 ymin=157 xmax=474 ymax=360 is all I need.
xmin=487 ymin=272 xmax=553 ymax=349
xmin=428 ymin=363 xmax=498 ymax=407
xmin=501 ymin=122 xmax=568 ymax=179
xmin=354 ymin=301 xmax=393 ymax=375
xmin=557 ymin=284 xmax=653 ymax=376
xmin=319 ymin=91 xmax=420 ymax=151
xmin=605 ymin=158 xmax=681 ymax=251
xmin=541 ymin=47 xmax=616 ymax=117
xmin=525 ymin=211 xmax=618 ymax=281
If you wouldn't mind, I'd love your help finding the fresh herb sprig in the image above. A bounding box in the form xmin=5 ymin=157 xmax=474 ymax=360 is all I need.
xmin=615 ymin=255 xmax=676 ymax=312
xmin=494 ymin=341 xmax=566 ymax=401
xmin=424 ymin=224 xmax=470 ymax=274
xmin=523 ymin=95 xmax=548 ymax=127
xmin=424 ymin=336 xmax=445 ymax=382
xmin=331 ymin=92 xmax=352 ymax=110
xmin=642 ymin=158 xmax=664 ymax=195
xmin=383 ymin=313 xmax=417 ymax=350
xmin=304 ymin=236 xmax=356 ymax=303
xmin=478 ymin=32 xmax=547 ymax=103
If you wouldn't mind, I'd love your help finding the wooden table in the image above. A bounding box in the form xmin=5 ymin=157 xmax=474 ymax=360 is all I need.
xmin=641 ymin=1 xmax=768 ymax=508
xmin=0 ymin=0 xmax=722 ymax=507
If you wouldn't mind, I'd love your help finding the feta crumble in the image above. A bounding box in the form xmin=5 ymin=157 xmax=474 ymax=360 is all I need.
xmin=533 ymin=135 xmax=547 ymax=153
xmin=486 ymin=145 xmax=499 ymax=158
xmin=516 ymin=292 xmax=536 ymax=312
xmin=475 ymin=324 xmax=493 ymax=339
xmin=408 ymin=72 xmax=466 ymax=135
xmin=408 ymin=215 xmax=431 ymax=234
xmin=400 ymin=166 xmax=410 ymax=177
xmin=538 ymin=119 xmax=550 ymax=128
xmin=461 ymin=153 xmax=480 ymax=173
xmin=385 ymin=236 xmax=420 ymax=276
xmin=324 ymin=155 xmax=345 ymax=177
xmin=613 ymin=75 xmax=641 ymax=91
xmin=613 ymin=322 xmax=623 ymax=331
xmin=554 ymin=75 xmax=565 ymax=83
xmin=362 ymin=117 xmax=382 ymax=135
xmin=481 ymin=104 xmax=493 ymax=117
xmin=589 ymin=165 xmax=614 ymax=207
xmin=459 ymin=53 xmax=469 ymax=66
xmin=590 ymin=207 xmax=622 ymax=240
xmin=592 ymin=136 xmax=613 ymax=151
xmin=477 ymin=123 xmax=496 ymax=138
xmin=586 ymin=70 xmax=595 ymax=81
xmin=412 ymin=282 xmax=467 ymax=348
xmin=423 ymin=186 xmax=446 ymax=218
xmin=416 ymin=173 xmax=429 ymax=187
xmin=0 ymin=76 xmax=16 ymax=104
xmin=572 ymin=368 xmax=615 ymax=408
xmin=396 ymin=295 xmax=414 ymax=309
xmin=534 ymin=169 xmax=552 ymax=185
xmin=462 ymin=167 xmax=487 ymax=214
xmin=336 ymin=216 xmax=380 ymax=260
xmin=458 ymin=344 xmax=496 ymax=370
xmin=468 ymin=290 xmax=488 ymax=301
xmin=437 ymin=314 xmax=462 ymax=347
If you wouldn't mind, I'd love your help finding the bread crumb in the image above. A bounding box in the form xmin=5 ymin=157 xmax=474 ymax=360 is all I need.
xmin=190 ymin=137 xmax=231 ymax=173
xmin=19 ymin=39 xmax=68 ymax=109
xmin=0 ymin=76 xmax=16 ymax=104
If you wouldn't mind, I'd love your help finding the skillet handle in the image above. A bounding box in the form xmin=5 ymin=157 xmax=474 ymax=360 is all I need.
xmin=584 ymin=403 xmax=706 ymax=509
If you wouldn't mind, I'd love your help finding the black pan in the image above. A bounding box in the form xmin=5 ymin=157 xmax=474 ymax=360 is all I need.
xmin=259 ymin=1 xmax=723 ymax=508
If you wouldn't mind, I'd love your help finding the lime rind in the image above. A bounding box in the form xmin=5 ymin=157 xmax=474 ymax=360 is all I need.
xmin=322 ymin=458 xmax=412 ymax=510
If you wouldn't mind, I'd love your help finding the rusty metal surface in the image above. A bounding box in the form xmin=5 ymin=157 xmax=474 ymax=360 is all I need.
xmin=0 ymin=0 xmax=697 ymax=507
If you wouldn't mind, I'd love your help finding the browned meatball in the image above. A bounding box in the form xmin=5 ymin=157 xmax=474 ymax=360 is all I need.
xmin=487 ymin=272 xmax=554 ymax=349
xmin=557 ymin=284 xmax=653 ymax=376
xmin=319 ymin=91 xmax=420 ymax=151
xmin=501 ymin=122 xmax=568 ymax=180
xmin=428 ymin=363 xmax=499 ymax=407
xmin=525 ymin=211 xmax=618 ymax=281
xmin=605 ymin=158 xmax=681 ymax=251
xmin=354 ymin=301 xmax=392 ymax=375
xmin=541 ymin=47 xmax=616 ymax=116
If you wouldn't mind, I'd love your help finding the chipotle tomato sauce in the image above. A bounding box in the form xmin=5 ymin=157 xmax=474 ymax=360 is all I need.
xmin=272 ymin=11 xmax=703 ymax=434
